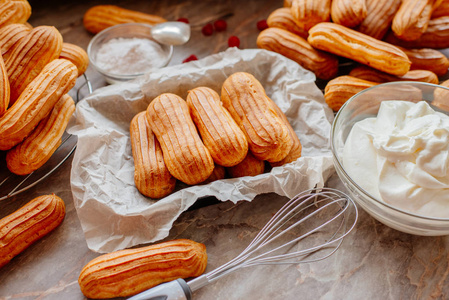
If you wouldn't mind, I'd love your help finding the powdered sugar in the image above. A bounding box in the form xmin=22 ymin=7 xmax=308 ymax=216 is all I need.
xmin=95 ymin=37 xmax=169 ymax=75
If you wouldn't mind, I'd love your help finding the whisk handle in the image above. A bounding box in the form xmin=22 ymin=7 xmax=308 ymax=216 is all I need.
xmin=127 ymin=279 xmax=191 ymax=300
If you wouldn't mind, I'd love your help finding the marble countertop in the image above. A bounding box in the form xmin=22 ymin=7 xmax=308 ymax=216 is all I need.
xmin=1 ymin=0 xmax=449 ymax=299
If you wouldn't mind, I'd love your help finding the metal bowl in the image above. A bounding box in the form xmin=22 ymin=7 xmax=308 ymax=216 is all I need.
xmin=87 ymin=23 xmax=173 ymax=84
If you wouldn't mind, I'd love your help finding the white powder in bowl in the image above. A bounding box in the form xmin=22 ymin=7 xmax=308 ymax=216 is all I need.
xmin=95 ymin=37 xmax=169 ymax=75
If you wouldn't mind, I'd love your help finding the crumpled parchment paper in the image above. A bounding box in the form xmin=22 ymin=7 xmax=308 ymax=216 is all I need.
xmin=68 ymin=48 xmax=335 ymax=253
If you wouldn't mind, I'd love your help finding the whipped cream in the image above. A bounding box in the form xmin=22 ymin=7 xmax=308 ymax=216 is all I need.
xmin=343 ymin=101 xmax=449 ymax=218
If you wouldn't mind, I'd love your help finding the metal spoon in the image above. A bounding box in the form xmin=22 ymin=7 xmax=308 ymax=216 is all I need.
xmin=151 ymin=21 xmax=191 ymax=46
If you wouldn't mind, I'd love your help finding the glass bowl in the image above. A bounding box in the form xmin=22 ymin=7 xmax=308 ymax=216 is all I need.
xmin=87 ymin=23 xmax=173 ymax=84
xmin=331 ymin=81 xmax=449 ymax=236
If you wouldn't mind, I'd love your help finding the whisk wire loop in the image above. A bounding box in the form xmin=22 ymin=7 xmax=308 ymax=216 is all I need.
xmin=228 ymin=197 xmax=353 ymax=271
xmin=187 ymin=187 xmax=358 ymax=292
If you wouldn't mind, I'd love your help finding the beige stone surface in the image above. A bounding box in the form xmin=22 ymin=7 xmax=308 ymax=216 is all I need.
xmin=1 ymin=0 xmax=449 ymax=299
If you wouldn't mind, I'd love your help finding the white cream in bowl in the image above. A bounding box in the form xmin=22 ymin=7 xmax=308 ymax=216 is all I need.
xmin=343 ymin=100 xmax=449 ymax=218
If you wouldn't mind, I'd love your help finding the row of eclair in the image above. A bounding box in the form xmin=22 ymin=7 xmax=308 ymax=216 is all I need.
xmin=130 ymin=72 xmax=302 ymax=199
xmin=257 ymin=0 xmax=449 ymax=111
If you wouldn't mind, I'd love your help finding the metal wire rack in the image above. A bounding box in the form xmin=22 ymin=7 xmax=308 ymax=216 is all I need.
xmin=0 ymin=74 xmax=93 ymax=201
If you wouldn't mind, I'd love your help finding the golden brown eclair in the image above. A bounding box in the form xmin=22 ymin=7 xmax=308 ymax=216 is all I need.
xmin=392 ymin=0 xmax=442 ymax=41
xmin=269 ymin=103 xmax=302 ymax=167
xmin=78 ymin=239 xmax=207 ymax=299
xmin=290 ymin=0 xmax=331 ymax=31
xmin=331 ymin=0 xmax=367 ymax=28
xmin=349 ymin=65 xmax=439 ymax=84
xmin=324 ymin=75 xmax=378 ymax=111
xmin=59 ymin=42 xmax=89 ymax=77
xmin=0 ymin=194 xmax=65 ymax=268
xmin=6 ymin=94 xmax=75 ymax=175
xmin=5 ymin=25 xmax=63 ymax=105
xmin=227 ymin=151 xmax=265 ymax=178
xmin=83 ymin=5 xmax=167 ymax=34
xmin=357 ymin=0 xmax=402 ymax=40
xmin=386 ymin=16 xmax=449 ymax=49
xmin=308 ymin=22 xmax=411 ymax=76
xmin=267 ymin=7 xmax=308 ymax=38
xmin=186 ymin=87 xmax=248 ymax=167
xmin=257 ymin=27 xmax=338 ymax=80
xmin=0 ymin=59 xmax=78 ymax=151
xmin=0 ymin=23 xmax=31 ymax=60
xmin=129 ymin=111 xmax=176 ymax=199
xmin=221 ymin=72 xmax=293 ymax=163
xmin=146 ymin=93 xmax=214 ymax=185
xmin=0 ymin=0 xmax=31 ymax=29
xmin=397 ymin=46 xmax=449 ymax=76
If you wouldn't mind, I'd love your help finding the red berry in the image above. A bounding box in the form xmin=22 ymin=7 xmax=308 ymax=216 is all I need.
xmin=202 ymin=23 xmax=214 ymax=36
xmin=214 ymin=19 xmax=227 ymax=32
xmin=183 ymin=54 xmax=198 ymax=63
xmin=228 ymin=36 xmax=240 ymax=48
xmin=177 ymin=18 xmax=189 ymax=24
xmin=257 ymin=19 xmax=268 ymax=31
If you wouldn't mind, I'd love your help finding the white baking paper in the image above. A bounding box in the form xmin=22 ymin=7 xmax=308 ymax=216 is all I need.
xmin=68 ymin=48 xmax=335 ymax=253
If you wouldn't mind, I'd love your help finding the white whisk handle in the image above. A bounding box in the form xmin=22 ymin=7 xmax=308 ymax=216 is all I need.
xmin=127 ymin=279 xmax=191 ymax=300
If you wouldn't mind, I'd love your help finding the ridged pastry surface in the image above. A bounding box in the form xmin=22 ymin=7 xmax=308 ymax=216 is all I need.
xmin=146 ymin=93 xmax=214 ymax=185
xmin=331 ymin=0 xmax=367 ymax=28
xmin=130 ymin=111 xmax=176 ymax=198
xmin=0 ymin=0 xmax=31 ymax=28
xmin=221 ymin=72 xmax=293 ymax=163
xmin=267 ymin=7 xmax=308 ymax=38
xmin=78 ymin=239 xmax=207 ymax=299
xmin=83 ymin=5 xmax=167 ymax=34
xmin=358 ymin=0 xmax=402 ymax=40
xmin=0 ymin=23 xmax=31 ymax=59
xmin=5 ymin=25 xmax=63 ymax=104
xmin=269 ymin=102 xmax=302 ymax=167
xmin=187 ymin=86 xmax=248 ymax=167
xmin=0 ymin=59 xmax=77 ymax=150
xmin=59 ymin=42 xmax=89 ymax=76
xmin=257 ymin=27 xmax=338 ymax=80
xmin=324 ymin=75 xmax=378 ymax=111
xmin=6 ymin=94 xmax=75 ymax=175
xmin=399 ymin=46 xmax=449 ymax=76
xmin=349 ymin=65 xmax=439 ymax=84
xmin=392 ymin=0 xmax=441 ymax=41
xmin=308 ymin=22 xmax=411 ymax=76
xmin=291 ymin=0 xmax=331 ymax=31
xmin=0 ymin=194 xmax=65 ymax=268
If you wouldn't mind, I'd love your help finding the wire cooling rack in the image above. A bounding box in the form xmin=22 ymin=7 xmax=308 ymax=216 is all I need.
xmin=0 ymin=74 xmax=93 ymax=201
